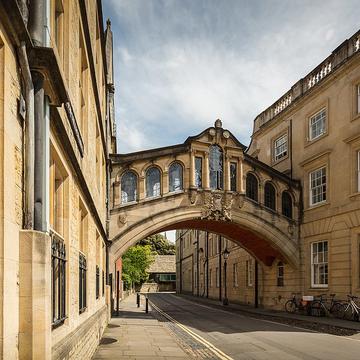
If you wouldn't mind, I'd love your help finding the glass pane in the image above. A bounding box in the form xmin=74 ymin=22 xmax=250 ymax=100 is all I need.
xmin=146 ymin=167 xmax=161 ymax=198
xmin=209 ymin=145 xmax=223 ymax=190
xmin=169 ymin=163 xmax=183 ymax=192
xmin=121 ymin=171 xmax=137 ymax=203
xmin=230 ymin=162 xmax=237 ymax=191
xmin=195 ymin=157 xmax=202 ymax=188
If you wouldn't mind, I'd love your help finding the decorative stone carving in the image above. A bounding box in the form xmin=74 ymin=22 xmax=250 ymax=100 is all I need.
xmin=201 ymin=192 xmax=233 ymax=221
xmin=118 ymin=214 xmax=127 ymax=227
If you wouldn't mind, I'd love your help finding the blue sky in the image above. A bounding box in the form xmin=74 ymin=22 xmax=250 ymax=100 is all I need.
xmin=103 ymin=0 xmax=360 ymax=154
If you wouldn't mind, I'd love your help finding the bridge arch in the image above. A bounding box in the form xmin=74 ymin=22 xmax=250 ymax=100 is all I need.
xmin=109 ymin=121 xmax=301 ymax=270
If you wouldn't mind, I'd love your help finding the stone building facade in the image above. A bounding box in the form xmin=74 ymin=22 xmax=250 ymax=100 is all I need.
xmin=0 ymin=1 xmax=116 ymax=359
xmin=176 ymin=30 xmax=360 ymax=309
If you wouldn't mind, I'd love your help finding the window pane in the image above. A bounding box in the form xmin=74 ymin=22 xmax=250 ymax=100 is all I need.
xmin=310 ymin=167 xmax=326 ymax=205
xmin=209 ymin=145 xmax=223 ymax=190
xmin=146 ymin=167 xmax=161 ymax=198
xmin=121 ymin=171 xmax=137 ymax=204
xmin=169 ymin=163 xmax=183 ymax=192
xmin=264 ymin=183 xmax=276 ymax=210
xmin=310 ymin=109 xmax=326 ymax=140
xmin=246 ymin=173 xmax=258 ymax=201
xmin=195 ymin=157 xmax=202 ymax=188
xmin=274 ymin=134 xmax=288 ymax=161
xmin=230 ymin=162 xmax=237 ymax=191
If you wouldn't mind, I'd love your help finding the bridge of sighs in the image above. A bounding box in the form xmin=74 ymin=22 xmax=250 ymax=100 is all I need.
xmin=109 ymin=120 xmax=301 ymax=268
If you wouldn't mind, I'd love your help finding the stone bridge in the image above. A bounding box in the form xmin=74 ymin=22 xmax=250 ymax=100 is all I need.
xmin=109 ymin=120 xmax=301 ymax=268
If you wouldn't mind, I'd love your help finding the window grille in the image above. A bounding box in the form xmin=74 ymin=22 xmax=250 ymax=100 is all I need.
xmin=310 ymin=167 xmax=326 ymax=205
xmin=230 ymin=162 xmax=237 ymax=191
xmin=146 ymin=167 xmax=161 ymax=198
xmin=209 ymin=145 xmax=223 ymax=190
xmin=274 ymin=134 xmax=288 ymax=161
xmin=51 ymin=231 xmax=66 ymax=327
xmin=96 ymin=265 xmax=100 ymax=299
xmin=309 ymin=109 xmax=326 ymax=140
xmin=277 ymin=262 xmax=284 ymax=287
xmin=246 ymin=173 xmax=258 ymax=201
xmin=195 ymin=157 xmax=202 ymax=188
xmin=311 ymin=241 xmax=328 ymax=287
xmin=281 ymin=191 xmax=293 ymax=219
xmin=169 ymin=162 xmax=183 ymax=192
xmin=79 ymin=252 xmax=87 ymax=313
xmin=264 ymin=182 xmax=276 ymax=210
xmin=121 ymin=171 xmax=137 ymax=204
xmin=233 ymin=263 xmax=238 ymax=287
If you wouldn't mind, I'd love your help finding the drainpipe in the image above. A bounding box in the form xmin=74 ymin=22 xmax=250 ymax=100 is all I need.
xmin=17 ymin=42 xmax=34 ymax=229
xmin=28 ymin=0 xmax=45 ymax=46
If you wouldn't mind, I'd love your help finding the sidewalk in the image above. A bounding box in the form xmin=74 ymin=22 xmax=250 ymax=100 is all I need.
xmin=179 ymin=293 xmax=360 ymax=333
xmin=92 ymin=294 xmax=189 ymax=359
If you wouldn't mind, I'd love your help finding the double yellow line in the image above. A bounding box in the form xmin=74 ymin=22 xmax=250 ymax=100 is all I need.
xmin=149 ymin=299 xmax=234 ymax=360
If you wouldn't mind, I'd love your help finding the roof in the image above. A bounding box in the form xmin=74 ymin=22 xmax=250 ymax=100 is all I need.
xmin=148 ymin=255 xmax=176 ymax=274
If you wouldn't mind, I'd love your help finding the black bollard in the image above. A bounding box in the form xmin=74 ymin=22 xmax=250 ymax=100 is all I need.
xmin=137 ymin=293 xmax=140 ymax=308
xmin=145 ymin=297 xmax=149 ymax=313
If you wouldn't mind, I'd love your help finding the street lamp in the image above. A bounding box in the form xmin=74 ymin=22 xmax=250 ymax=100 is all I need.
xmin=222 ymin=248 xmax=230 ymax=305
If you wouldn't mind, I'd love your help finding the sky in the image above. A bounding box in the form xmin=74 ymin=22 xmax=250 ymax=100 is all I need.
xmin=103 ymin=0 xmax=360 ymax=154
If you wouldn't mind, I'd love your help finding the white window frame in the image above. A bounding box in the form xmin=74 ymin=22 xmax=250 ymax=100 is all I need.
xmin=246 ymin=260 xmax=253 ymax=287
xmin=309 ymin=108 xmax=326 ymax=141
xmin=233 ymin=263 xmax=238 ymax=287
xmin=274 ymin=134 xmax=288 ymax=161
xmin=311 ymin=241 xmax=328 ymax=288
xmin=309 ymin=167 xmax=327 ymax=206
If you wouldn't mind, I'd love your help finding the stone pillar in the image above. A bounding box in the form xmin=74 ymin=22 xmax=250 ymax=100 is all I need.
xmin=163 ymin=171 xmax=169 ymax=194
xmin=19 ymin=230 xmax=51 ymax=360
xmin=239 ymin=155 xmax=245 ymax=193
xmin=113 ymin=181 xmax=120 ymax=206
xmin=204 ymin=152 xmax=210 ymax=189
xmin=105 ymin=285 xmax=112 ymax=321
xmin=189 ymin=150 xmax=195 ymax=188
xmin=224 ymin=156 xmax=231 ymax=191
xmin=139 ymin=175 xmax=145 ymax=200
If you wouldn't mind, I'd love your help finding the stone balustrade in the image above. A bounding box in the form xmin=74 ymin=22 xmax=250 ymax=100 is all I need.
xmin=254 ymin=29 xmax=360 ymax=132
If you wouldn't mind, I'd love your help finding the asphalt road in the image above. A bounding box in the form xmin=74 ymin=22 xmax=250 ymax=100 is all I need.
xmin=148 ymin=293 xmax=360 ymax=360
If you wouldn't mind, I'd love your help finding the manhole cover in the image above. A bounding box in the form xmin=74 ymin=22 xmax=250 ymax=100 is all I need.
xmin=100 ymin=337 xmax=118 ymax=345
xmin=108 ymin=324 xmax=120 ymax=328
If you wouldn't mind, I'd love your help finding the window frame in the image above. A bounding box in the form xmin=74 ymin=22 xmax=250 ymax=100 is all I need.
xmin=168 ymin=162 xmax=183 ymax=193
xmin=264 ymin=182 xmax=276 ymax=211
xmin=120 ymin=170 xmax=138 ymax=204
xmin=274 ymin=134 xmax=288 ymax=162
xmin=230 ymin=162 xmax=237 ymax=191
xmin=209 ymin=145 xmax=224 ymax=190
xmin=195 ymin=156 xmax=202 ymax=188
xmin=357 ymin=84 xmax=360 ymax=115
xmin=233 ymin=263 xmax=238 ymax=287
xmin=309 ymin=167 xmax=327 ymax=206
xmin=277 ymin=261 xmax=284 ymax=287
xmin=358 ymin=150 xmax=360 ymax=192
xmin=281 ymin=191 xmax=293 ymax=219
xmin=245 ymin=173 xmax=258 ymax=202
xmin=311 ymin=241 xmax=328 ymax=288
xmin=79 ymin=251 xmax=87 ymax=313
xmin=309 ymin=108 xmax=326 ymax=141
xmin=145 ymin=166 xmax=162 ymax=198
xmin=246 ymin=260 xmax=253 ymax=287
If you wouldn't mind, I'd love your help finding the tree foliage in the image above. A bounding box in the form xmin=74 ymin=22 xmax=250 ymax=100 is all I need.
xmin=138 ymin=233 xmax=176 ymax=255
xmin=121 ymin=245 xmax=154 ymax=289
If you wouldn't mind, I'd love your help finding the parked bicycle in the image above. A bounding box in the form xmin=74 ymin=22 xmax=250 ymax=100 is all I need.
xmin=341 ymin=295 xmax=360 ymax=321
xmin=285 ymin=294 xmax=310 ymax=314
xmin=310 ymin=293 xmax=343 ymax=318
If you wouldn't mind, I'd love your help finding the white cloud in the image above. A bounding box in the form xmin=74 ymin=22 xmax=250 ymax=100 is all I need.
xmin=105 ymin=0 xmax=360 ymax=152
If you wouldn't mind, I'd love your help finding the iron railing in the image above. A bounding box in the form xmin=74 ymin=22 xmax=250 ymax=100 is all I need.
xmin=51 ymin=230 xmax=67 ymax=327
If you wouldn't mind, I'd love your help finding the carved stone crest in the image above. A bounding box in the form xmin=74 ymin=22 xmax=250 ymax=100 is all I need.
xmin=118 ymin=214 xmax=127 ymax=227
xmin=189 ymin=189 xmax=198 ymax=205
xmin=201 ymin=192 xmax=233 ymax=221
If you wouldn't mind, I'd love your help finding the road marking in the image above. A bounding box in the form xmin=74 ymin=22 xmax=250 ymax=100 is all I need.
xmin=170 ymin=294 xmax=360 ymax=341
xmin=148 ymin=299 xmax=234 ymax=360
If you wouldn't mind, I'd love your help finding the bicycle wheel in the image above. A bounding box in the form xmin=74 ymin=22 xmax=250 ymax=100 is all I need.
xmin=285 ymin=300 xmax=296 ymax=313
xmin=311 ymin=301 xmax=326 ymax=317
xmin=343 ymin=303 xmax=354 ymax=321
xmin=330 ymin=302 xmax=345 ymax=319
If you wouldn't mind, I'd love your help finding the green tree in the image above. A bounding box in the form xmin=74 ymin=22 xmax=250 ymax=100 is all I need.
xmin=138 ymin=233 xmax=176 ymax=255
xmin=121 ymin=245 xmax=154 ymax=289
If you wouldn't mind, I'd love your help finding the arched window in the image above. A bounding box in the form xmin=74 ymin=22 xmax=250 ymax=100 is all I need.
xmin=169 ymin=162 xmax=183 ymax=192
xmin=282 ymin=191 xmax=293 ymax=219
xmin=246 ymin=173 xmax=258 ymax=201
xmin=121 ymin=171 xmax=137 ymax=204
xmin=264 ymin=182 xmax=276 ymax=210
xmin=277 ymin=261 xmax=284 ymax=287
xmin=146 ymin=167 xmax=161 ymax=198
xmin=209 ymin=145 xmax=223 ymax=190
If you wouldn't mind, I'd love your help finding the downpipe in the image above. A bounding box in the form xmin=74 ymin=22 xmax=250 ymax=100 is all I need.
xmin=17 ymin=42 xmax=34 ymax=229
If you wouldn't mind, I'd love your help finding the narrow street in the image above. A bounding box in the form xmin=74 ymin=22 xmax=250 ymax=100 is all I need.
xmin=147 ymin=293 xmax=360 ymax=360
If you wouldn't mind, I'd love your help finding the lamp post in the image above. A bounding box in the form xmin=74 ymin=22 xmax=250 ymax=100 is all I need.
xmin=222 ymin=248 xmax=230 ymax=305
